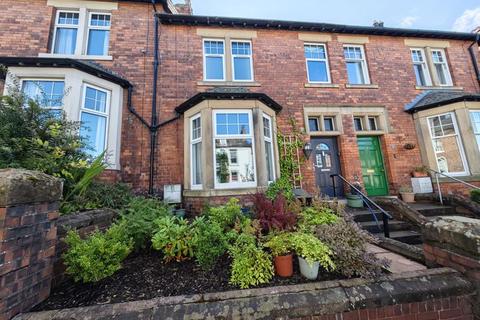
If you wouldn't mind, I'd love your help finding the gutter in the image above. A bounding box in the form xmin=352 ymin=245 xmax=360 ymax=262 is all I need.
xmin=468 ymin=33 xmax=480 ymax=89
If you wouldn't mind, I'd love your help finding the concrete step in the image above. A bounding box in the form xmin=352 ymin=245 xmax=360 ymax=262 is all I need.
xmin=409 ymin=202 xmax=456 ymax=217
xmin=350 ymin=209 xmax=384 ymax=222
xmin=358 ymin=220 xmax=411 ymax=233
xmin=383 ymin=230 xmax=423 ymax=245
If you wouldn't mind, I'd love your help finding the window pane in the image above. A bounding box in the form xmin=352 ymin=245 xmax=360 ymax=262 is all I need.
xmin=192 ymin=142 xmax=202 ymax=185
xmin=305 ymin=45 xmax=326 ymax=59
xmin=22 ymin=80 xmax=64 ymax=108
xmin=232 ymin=42 xmax=251 ymax=55
xmin=307 ymin=60 xmax=328 ymax=82
xmin=368 ymin=117 xmax=377 ymax=130
xmin=354 ymin=117 xmax=363 ymax=131
xmin=324 ymin=118 xmax=334 ymax=131
xmin=471 ymin=112 xmax=480 ymax=134
xmin=265 ymin=141 xmax=275 ymax=182
xmin=204 ymin=41 xmax=224 ymax=54
xmin=58 ymin=12 xmax=79 ymax=25
xmin=263 ymin=117 xmax=271 ymax=138
xmin=54 ymin=28 xmax=77 ymax=54
xmin=435 ymin=64 xmax=448 ymax=85
xmin=346 ymin=62 xmax=365 ymax=84
xmin=309 ymin=118 xmax=319 ymax=132
xmin=205 ymin=56 xmax=224 ymax=80
xmin=87 ymin=30 xmax=110 ymax=56
xmin=216 ymin=112 xmax=250 ymax=135
xmin=414 ymin=64 xmax=427 ymax=86
xmin=344 ymin=46 xmax=363 ymax=60
xmin=215 ymin=139 xmax=255 ymax=184
xmin=233 ymin=57 xmax=252 ymax=81
xmin=433 ymin=136 xmax=465 ymax=174
xmin=80 ymin=112 xmax=107 ymax=157
xmin=84 ymin=87 xmax=107 ymax=113
xmin=192 ymin=117 xmax=201 ymax=140
xmin=90 ymin=14 xmax=111 ymax=27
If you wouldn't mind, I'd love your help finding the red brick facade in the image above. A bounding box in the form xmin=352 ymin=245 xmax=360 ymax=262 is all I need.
xmin=0 ymin=0 xmax=479 ymax=204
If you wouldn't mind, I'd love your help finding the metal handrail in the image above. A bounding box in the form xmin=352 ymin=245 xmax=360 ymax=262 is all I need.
xmin=426 ymin=168 xmax=480 ymax=205
xmin=330 ymin=174 xmax=392 ymax=238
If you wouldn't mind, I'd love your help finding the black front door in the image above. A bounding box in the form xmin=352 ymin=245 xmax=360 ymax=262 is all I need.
xmin=311 ymin=137 xmax=344 ymax=197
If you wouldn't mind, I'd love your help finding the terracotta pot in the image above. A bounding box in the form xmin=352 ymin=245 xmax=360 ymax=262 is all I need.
xmin=400 ymin=192 xmax=415 ymax=203
xmin=412 ymin=172 xmax=428 ymax=178
xmin=274 ymin=254 xmax=293 ymax=277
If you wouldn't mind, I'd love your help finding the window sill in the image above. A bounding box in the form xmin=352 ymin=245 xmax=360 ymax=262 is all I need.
xmin=345 ymin=84 xmax=379 ymax=89
xmin=436 ymin=175 xmax=480 ymax=183
xmin=183 ymin=187 xmax=265 ymax=197
xmin=356 ymin=130 xmax=385 ymax=136
xmin=38 ymin=53 xmax=113 ymax=61
xmin=304 ymin=83 xmax=340 ymax=88
xmin=415 ymin=85 xmax=464 ymax=91
xmin=197 ymin=81 xmax=261 ymax=87
xmin=309 ymin=131 xmax=342 ymax=136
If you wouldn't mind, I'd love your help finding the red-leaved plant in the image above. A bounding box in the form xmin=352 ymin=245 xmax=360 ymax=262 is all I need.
xmin=250 ymin=193 xmax=297 ymax=233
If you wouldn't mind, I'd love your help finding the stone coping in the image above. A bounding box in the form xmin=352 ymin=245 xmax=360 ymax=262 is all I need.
xmin=14 ymin=268 xmax=474 ymax=320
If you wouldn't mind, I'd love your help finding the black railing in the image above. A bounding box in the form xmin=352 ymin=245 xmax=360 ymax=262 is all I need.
xmin=331 ymin=174 xmax=392 ymax=238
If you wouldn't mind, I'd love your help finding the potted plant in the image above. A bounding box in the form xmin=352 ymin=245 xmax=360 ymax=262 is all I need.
xmin=399 ymin=185 xmax=415 ymax=203
xmin=290 ymin=232 xmax=335 ymax=280
xmin=264 ymin=233 xmax=294 ymax=277
xmin=412 ymin=166 xmax=429 ymax=178
xmin=346 ymin=182 xmax=364 ymax=208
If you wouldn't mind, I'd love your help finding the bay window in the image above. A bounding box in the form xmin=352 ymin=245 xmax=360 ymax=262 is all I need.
xmin=53 ymin=11 xmax=79 ymax=55
xmin=427 ymin=113 xmax=468 ymax=176
xmin=87 ymin=13 xmax=111 ymax=56
xmin=470 ymin=111 xmax=480 ymax=153
xmin=344 ymin=45 xmax=370 ymax=85
xmin=305 ymin=44 xmax=330 ymax=83
xmin=232 ymin=41 xmax=253 ymax=81
xmin=411 ymin=48 xmax=432 ymax=86
xmin=203 ymin=40 xmax=225 ymax=81
xmin=263 ymin=114 xmax=275 ymax=183
xmin=191 ymin=114 xmax=202 ymax=189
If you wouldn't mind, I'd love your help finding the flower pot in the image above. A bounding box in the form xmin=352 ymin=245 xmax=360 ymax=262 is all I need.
xmin=298 ymin=256 xmax=319 ymax=280
xmin=400 ymin=192 xmax=415 ymax=203
xmin=173 ymin=209 xmax=186 ymax=218
xmin=346 ymin=194 xmax=363 ymax=208
xmin=274 ymin=254 xmax=293 ymax=277
xmin=412 ymin=172 xmax=428 ymax=178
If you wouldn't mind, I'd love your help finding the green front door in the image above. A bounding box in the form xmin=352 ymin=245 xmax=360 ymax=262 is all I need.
xmin=357 ymin=136 xmax=388 ymax=196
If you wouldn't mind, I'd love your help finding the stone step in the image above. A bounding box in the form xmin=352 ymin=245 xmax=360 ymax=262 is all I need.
xmin=350 ymin=210 xmax=384 ymax=222
xmin=409 ymin=202 xmax=456 ymax=217
xmin=382 ymin=230 xmax=423 ymax=245
xmin=358 ymin=220 xmax=411 ymax=233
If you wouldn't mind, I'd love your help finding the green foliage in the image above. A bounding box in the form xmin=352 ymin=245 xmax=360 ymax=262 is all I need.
xmin=298 ymin=207 xmax=338 ymax=232
xmin=216 ymin=150 xmax=230 ymax=183
xmin=192 ymin=218 xmax=229 ymax=270
xmin=206 ymin=198 xmax=244 ymax=230
xmin=63 ymin=223 xmax=133 ymax=283
xmin=263 ymin=232 xmax=294 ymax=256
xmin=229 ymin=234 xmax=274 ymax=289
xmin=314 ymin=217 xmax=389 ymax=278
xmin=151 ymin=215 xmax=197 ymax=262
xmin=121 ymin=197 xmax=172 ymax=250
xmin=265 ymin=177 xmax=294 ymax=202
xmin=290 ymin=232 xmax=335 ymax=270
xmin=471 ymin=189 xmax=480 ymax=204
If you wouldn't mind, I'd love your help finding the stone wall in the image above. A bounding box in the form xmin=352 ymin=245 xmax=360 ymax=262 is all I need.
xmin=0 ymin=169 xmax=62 ymax=320
xmin=52 ymin=209 xmax=117 ymax=287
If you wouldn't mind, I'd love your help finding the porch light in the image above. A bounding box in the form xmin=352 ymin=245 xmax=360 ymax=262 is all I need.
xmin=303 ymin=142 xmax=313 ymax=159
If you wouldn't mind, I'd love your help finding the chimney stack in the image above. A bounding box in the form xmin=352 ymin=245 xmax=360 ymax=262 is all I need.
xmin=373 ymin=20 xmax=384 ymax=28
xmin=174 ymin=0 xmax=193 ymax=15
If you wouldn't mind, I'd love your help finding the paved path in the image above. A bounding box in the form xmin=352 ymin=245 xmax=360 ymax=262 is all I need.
xmin=366 ymin=244 xmax=427 ymax=273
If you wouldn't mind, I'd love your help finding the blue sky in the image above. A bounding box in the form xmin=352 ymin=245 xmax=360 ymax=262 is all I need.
xmin=180 ymin=0 xmax=480 ymax=32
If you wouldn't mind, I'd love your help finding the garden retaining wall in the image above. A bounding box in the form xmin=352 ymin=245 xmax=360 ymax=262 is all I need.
xmin=52 ymin=209 xmax=117 ymax=287
xmin=13 ymin=268 xmax=476 ymax=320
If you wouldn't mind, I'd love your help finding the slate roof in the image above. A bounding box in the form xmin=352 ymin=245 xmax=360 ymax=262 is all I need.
xmin=0 ymin=57 xmax=132 ymax=88
xmin=405 ymin=90 xmax=480 ymax=113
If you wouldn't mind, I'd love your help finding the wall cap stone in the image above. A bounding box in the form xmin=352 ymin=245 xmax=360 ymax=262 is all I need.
xmin=0 ymin=169 xmax=63 ymax=207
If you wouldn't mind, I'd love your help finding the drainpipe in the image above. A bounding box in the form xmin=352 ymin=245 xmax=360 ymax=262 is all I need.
xmin=469 ymin=32 xmax=480 ymax=89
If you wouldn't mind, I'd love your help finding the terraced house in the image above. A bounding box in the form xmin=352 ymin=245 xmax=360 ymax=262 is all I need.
xmin=0 ymin=0 xmax=479 ymax=211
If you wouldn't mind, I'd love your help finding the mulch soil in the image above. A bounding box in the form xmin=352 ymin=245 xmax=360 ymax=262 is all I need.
xmin=35 ymin=250 xmax=344 ymax=311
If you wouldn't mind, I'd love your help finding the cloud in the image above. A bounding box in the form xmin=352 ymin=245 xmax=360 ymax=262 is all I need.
xmin=400 ymin=16 xmax=418 ymax=28
xmin=453 ymin=7 xmax=480 ymax=32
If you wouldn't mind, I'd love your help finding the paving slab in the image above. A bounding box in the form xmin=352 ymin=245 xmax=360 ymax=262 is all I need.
xmin=366 ymin=244 xmax=427 ymax=273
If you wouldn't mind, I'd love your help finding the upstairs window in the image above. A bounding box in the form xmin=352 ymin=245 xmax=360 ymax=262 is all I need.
xmin=87 ymin=13 xmax=111 ymax=56
xmin=203 ymin=40 xmax=225 ymax=81
xmin=232 ymin=41 xmax=253 ymax=81
xmin=353 ymin=117 xmax=363 ymax=131
xmin=309 ymin=116 xmax=337 ymax=133
xmin=305 ymin=44 xmax=330 ymax=83
xmin=431 ymin=49 xmax=452 ymax=86
xmin=22 ymin=80 xmax=65 ymax=112
xmin=344 ymin=45 xmax=370 ymax=85
xmin=53 ymin=11 xmax=79 ymax=54
xmin=411 ymin=48 xmax=432 ymax=87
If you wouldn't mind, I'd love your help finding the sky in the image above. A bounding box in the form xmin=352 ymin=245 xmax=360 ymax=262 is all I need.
xmin=175 ymin=0 xmax=480 ymax=33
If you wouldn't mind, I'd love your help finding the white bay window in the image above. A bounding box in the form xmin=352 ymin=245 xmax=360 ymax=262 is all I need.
xmin=22 ymin=80 xmax=65 ymax=111
xmin=263 ymin=114 xmax=276 ymax=183
xmin=470 ymin=111 xmax=480 ymax=153
xmin=191 ymin=114 xmax=203 ymax=189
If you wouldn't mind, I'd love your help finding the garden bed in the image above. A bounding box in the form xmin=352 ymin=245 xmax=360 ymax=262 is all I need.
xmin=35 ymin=250 xmax=344 ymax=311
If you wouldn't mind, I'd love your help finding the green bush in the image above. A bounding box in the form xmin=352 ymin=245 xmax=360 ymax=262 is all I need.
xmin=314 ymin=218 xmax=389 ymax=278
xmin=290 ymin=232 xmax=335 ymax=270
xmin=298 ymin=207 xmax=338 ymax=232
xmin=229 ymin=234 xmax=274 ymax=289
xmin=63 ymin=223 xmax=133 ymax=283
xmin=206 ymin=198 xmax=244 ymax=230
xmin=151 ymin=215 xmax=197 ymax=262
xmin=471 ymin=189 xmax=480 ymax=204
xmin=121 ymin=197 xmax=172 ymax=250
xmin=263 ymin=232 xmax=294 ymax=256
xmin=265 ymin=177 xmax=295 ymax=202
xmin=192 ymin=218 xmax=229 ymax=270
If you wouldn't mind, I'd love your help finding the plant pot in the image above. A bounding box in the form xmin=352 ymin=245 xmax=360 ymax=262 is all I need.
xmin=346 ymin=194 xmax=363 ymax=208
xmin=298 ymin=256 xmax=319 ymax=280
xmin=400 ymin=192 xmax=415 ymax=203
xmin=274 ymin=254 xmax=293 ymax=277
xmin=173 ymin=209 xmax=186 ymax=218
xmin=412 ymin=172 xmax=428 ymax=178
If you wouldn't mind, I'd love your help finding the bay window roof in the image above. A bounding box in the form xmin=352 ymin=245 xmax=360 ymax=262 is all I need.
xmin=405 ymin=90 xmax=480 ymax=113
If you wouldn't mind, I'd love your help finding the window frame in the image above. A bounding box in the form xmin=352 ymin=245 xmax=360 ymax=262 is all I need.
xmin=190 ymin=113 xmax=203 ymax=190
xmin=304 ymin=43 xmax=331 ymax=84
xmin=212 ymin=109 xmax=257 ymax=189
xmin=368 ymin=116 xmax=378 ymax=131
xmin=85 ymin=12 xmax=111 ymax=57
xmin=263 ymin=113 xmax=276 ymax=183
xmin=430 ymin=49 xmax=453 ymax=87
xmin=353 ymin=116 xmax=364 ymax=131
xmin=323 ymin=116 xmax=335 ymax=132
xmin=343 ymin=44 xmax=370 ymax=85
xmin=231 ymin=39 xmax=254 ymax=82
xmin=20 ymin=78 xmax=66 ymax=111
xmin=79 ymin=83 xmax=111 ymax=157
xmin=410 ymin=48 xmax=432 ymax=87
xmin=203 ymin=39 xmax=226 ymax=82
xmin=426 ymin=112 xmax=469 ymax=176
xmin=308 ymin=117 xmax=320 ymax=132
xmin=52 ymin=10 xmax=80 ymax=55
xmin=469 ymin=110 xmax=480 ymax=153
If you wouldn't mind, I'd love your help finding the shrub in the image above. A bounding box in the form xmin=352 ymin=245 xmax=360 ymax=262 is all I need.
xmin=229 ymin=234 xmax=274 ymax=289
xmin=265 ymin=177 xmax=295 ymax=202
xmin=314 ymin=217 xmax=389 ymax=278
xmin=471 ymin=189 xmax=480 ymax=204
xmin=290 ymin=232 xmax=335 ymax=270
xmin=250 ymin=193 xmax=297 ymax=233
xmin=206 ymin=198 xmax=244 ymax=230
xmin=192 ymin=218 xmax=229 ymax=270
xmin=151 ymin=215 xmax=197 ymax=262
xmin=298 ymin=207 xmax=338 ymax=232
xmin=263 ymin=232 xmax=294 ymax=256
xmin=63 ymin=223 xmax=133 ymax=283
xmin=121 ymin=197 xmax=172 ymax=250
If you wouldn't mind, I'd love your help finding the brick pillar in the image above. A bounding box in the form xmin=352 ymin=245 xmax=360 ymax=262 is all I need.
xmin=422 ymin=216 xmax=480 ymax=318
xmin=0 ymin=169 xmax=63 ymax=320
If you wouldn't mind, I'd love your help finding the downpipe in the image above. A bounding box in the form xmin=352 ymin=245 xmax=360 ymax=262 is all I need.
xmin=469 ymin=33 xmax=480 ymax=89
